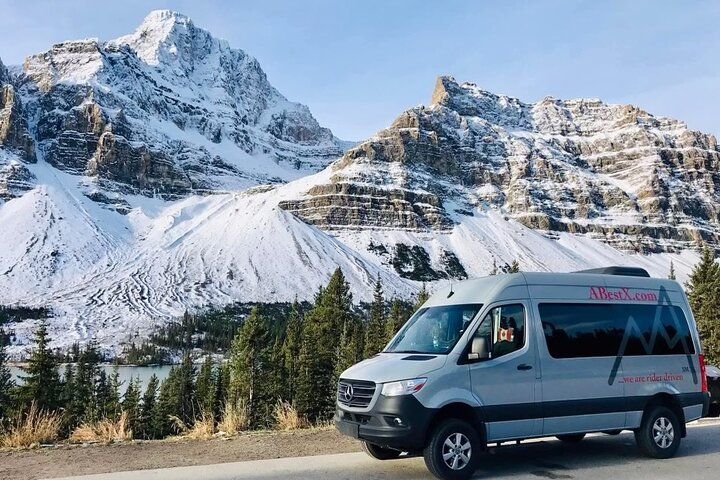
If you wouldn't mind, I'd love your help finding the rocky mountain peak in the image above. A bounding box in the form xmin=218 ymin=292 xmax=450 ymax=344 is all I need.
xmin=114 ymin=10 xmax=210 ymax=66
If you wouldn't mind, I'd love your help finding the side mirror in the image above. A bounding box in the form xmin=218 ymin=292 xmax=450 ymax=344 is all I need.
xmin=468 ymin=336 xmax=491 ymax=361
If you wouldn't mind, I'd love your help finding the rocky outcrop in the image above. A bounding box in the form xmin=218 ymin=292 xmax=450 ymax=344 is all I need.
xmin=280 ymin=76 xmax=720 ymax=251
xmin=0 ymin=58 xmax=35 ymax=163
xmin=12 ymin=11 xmax=345 ymax=198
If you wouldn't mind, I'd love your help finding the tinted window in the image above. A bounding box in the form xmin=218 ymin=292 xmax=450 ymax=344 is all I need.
xmin=472 ymin=304 xmax=526 ymax=359
xmin=539 ymin=303 xmax=694 ymax=359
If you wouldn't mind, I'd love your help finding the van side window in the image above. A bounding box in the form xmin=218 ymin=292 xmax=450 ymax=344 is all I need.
xmin=473 ymin=304 xmax=526 ymax=359
xmin=539 ymin=303 xmax=695 ymax=359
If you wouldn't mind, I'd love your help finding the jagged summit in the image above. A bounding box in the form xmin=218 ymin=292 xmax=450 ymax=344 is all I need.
xmin=113 ymin=10 xmax=225 ymax=67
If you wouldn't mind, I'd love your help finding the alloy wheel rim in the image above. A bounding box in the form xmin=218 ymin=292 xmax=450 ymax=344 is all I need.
xmin=442 ymin=432 xmax=472 ymax=470
xmin=652 ymin=416 xmax=675 ymax=449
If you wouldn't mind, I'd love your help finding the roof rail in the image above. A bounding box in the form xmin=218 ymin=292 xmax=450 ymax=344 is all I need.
xmin=574 ymin=266 xmax=651 ymax=277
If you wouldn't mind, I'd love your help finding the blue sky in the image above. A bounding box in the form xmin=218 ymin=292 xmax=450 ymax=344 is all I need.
xmin=1 ymin=0 xmax=718 ymax=141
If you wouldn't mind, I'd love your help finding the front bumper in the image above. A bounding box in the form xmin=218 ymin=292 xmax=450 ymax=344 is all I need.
xmin=334 ymin=394 xmax=435 ymax=451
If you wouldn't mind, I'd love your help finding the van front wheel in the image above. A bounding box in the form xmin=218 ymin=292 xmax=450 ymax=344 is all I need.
xmin=423 ymin=419 xmax=481 ymax=480
xmin=634 ymin=405 xmax=681 ymax=458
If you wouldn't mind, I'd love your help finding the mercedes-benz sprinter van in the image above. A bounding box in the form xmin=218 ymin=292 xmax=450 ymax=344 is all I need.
xmin=335 ymin=268 xmax=711 ymax=480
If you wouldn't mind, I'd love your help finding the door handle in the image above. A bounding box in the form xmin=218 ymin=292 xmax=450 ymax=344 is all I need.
xmin=517 ymin=364 xmax=533 ymax=371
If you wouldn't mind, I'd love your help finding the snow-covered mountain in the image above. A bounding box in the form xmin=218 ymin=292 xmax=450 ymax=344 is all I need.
xmin=1 ymin=12 xmax=718 ymax=356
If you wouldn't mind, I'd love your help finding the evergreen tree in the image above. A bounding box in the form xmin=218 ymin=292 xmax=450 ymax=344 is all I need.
xmin=138 ymin=374 xmax=159 ymax=439
xmin=229 ymin=307 xmax=274 ymax=428
xmin=60 ymin=364 xmax=76 ymax=428
xmin=17 ymin=320 xmax=61 ymax=412
xmin=106 ymin=365 xmax=122 ymax=421
xmin=507 ymin=260 xmax=521 ymax=273
xmin=281 ymin=300 xmax=303 ymax=403
xmin=669 ymin=260 xmax=676 ymax=280
xmin=174 ymin=354 xmax=197 ymax=426
xmin=364 ymin=276 xmax=387 ymax=358
xmin=414 ymin=283 xmax=430 ymax=312
xmin=122 ymin=377 xmax=142 ymax=436
xmin=489 ymin=259 xmax=498 ymax=276
xmin=336 ymin=315 xmax=364 ymax=376
xmin=213 ymin=362 xmax=230 ymax=421
xmin=686 ymin=246 xmax=720 ymax=364
xmin=195 ymin=357 xmax=215 ymax=416
xmin=73 ymin=344 xmax=100 ymax=423
xmin=0 ymin=336 xmax=13 ymax=421
xmin=296 ymin=268 xmax=353 ymax=421
xmin=153 ymin=369 xmax=177 ymax=437
xmin=385 ymin=299 xmax=411 ymax=343
xmin=94 ymin=370 xmax=110 ymax=421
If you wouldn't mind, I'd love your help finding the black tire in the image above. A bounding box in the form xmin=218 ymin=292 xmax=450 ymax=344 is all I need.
xmin=423 ymin=419 xmax=481 ymax=480
xmin=634 ymin=405 xmax=681 ymax=459
xmin=709 ymin=403 xmax=720 ymax=418
xmin=361 ymin=441 xmax=402 ymax=460
xmin=556 ymin=433 xmax=586 ymax=443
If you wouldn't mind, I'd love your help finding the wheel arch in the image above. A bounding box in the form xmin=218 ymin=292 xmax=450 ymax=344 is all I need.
xmin=643 ymin=392 xmax=687 ymax=437
xmin=426 ymin=402 xmax=487 ymax=449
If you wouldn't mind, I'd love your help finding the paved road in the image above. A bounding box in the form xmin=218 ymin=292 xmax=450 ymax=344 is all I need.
xmin=50 ymin=423 xmax=720 ymax=480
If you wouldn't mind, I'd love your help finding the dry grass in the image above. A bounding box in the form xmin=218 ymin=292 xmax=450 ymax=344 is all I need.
xmin=69 ymin=411 xmax=132 ymax=444
xmin=0 ymin=402 xmax=62 ymax=448
xmin=169 ymin=411 xmax=217 ymax=440
xmin=273 ymin=400 xmax=307 ymax=431
xmin=217 ymin=399 xmax=248 ymax=436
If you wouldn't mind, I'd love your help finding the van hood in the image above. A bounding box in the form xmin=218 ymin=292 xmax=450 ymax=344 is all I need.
xmin=340 ymin=353 xmax=448 ymax=384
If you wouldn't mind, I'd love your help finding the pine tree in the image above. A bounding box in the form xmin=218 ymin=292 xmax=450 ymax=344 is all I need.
xmin=229 ymin=307 xmax=274 ymax=428
xmin=507 ymin=260 xmax=521 ymax=273
xmin=175 ymin=354 xmax=197 ymax=426
xmin=414 ymin=283 xmax=430 ymax=312
xmin=213 ymin=362 xmax=231 ymax=421
xmin=490 ymin=259 xmax=498 ymax=276
xmin=385 ymin=299 xmax=410 ymax=343
xmin=73 ymin=344 xmax=100 ymax=423
xmin=153 ymin=369 xmax=177 ymax=437
xmin=138 ymin=374 xmax=159 ymax=439
xmin=106 ymin=365 xmax=122 ymax=421
xmin=364 ymin=276 xmax=387 ymax=358
xmin=669 ymin=260 xmax=676 ymax=280
xmin=94 ymin=369 xmax=110 ymax=420
xmin=336 ymin=315 xmax=364 ymax=376
xmin=686 ymin=246 xmax=720 ymax=364
xmin=60 ymin=364 xmax=76 ymax=428
xmin=296 ymin=268 xmax=353 ymax=421
xmin=281 ymin=300 xmax=303 ymax=403
xmin=17 ymin=320 xmax=61 ymax=412
xmin=0 ymin=336 xmax=13 ymax=421
xmin=122 ymin=377 xmax=141 ymax=436
xmin=195 ymin=357 xmax=215 ymax=416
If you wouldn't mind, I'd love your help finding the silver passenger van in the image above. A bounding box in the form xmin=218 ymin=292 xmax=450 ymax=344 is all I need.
xmin=335 ymin=267 xmax=711 ymax=480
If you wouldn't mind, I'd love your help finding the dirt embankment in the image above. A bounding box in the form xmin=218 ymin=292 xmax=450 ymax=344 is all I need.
xmin=0 ymin=428 xmax=361 ymax=480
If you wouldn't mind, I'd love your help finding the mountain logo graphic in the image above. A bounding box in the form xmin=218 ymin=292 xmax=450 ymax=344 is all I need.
xmin=607 ymin=285 xmax=697 ymax=386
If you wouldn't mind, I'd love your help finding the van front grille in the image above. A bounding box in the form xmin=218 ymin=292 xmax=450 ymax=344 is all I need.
xmin=337 ymin=379 xmax=376 ymax=408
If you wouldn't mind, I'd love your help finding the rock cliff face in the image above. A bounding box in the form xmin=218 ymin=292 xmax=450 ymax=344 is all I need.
xmin=9 ymin=11 xmax=345 ymax=200
xmin=281 ymin=76 xmax=720 ymax=254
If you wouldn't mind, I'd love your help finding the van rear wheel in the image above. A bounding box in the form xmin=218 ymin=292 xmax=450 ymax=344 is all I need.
xmin=634 ymin=405 xmax=681 ymax=459
xmin=556 ymin=433 xmax=586 ymax=443
xmin=361 ymin=441 xmax=402 ymax=460
xmin=423 ymin=419 xmax=481 ymax=480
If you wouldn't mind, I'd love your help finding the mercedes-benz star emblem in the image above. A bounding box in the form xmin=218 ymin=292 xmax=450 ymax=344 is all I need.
xmin=343 ymin=384 xmax=354 ymax=402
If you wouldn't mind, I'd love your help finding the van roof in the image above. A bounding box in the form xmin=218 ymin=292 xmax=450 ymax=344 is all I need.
xmin=423 ymin=271 xmax=684 ymax=307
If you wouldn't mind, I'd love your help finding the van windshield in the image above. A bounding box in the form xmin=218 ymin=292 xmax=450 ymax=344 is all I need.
xmin=385 ymin=304 xmax=482 ymax=355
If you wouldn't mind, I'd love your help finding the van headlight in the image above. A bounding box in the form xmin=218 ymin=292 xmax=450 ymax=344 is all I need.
xmin=381 ymin=378 xmax=427 ymax=397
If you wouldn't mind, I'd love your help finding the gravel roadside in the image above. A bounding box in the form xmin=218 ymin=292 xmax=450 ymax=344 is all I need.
xmin=0 ymin=428 xmax=362 ymax=480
